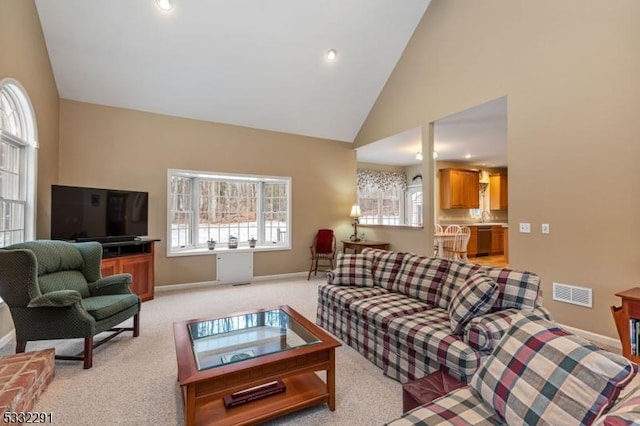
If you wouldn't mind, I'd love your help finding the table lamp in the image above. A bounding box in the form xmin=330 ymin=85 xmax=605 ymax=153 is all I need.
xmin=350 ymin=204 xmax=362 ymax=241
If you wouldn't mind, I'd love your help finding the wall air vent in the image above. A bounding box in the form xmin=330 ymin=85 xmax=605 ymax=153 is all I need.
xmin=552 ymin=282 xmax=593 ymax=308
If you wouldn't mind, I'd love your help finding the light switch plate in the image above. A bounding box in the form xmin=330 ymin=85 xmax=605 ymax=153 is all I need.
xmin=519 ymin=223 xmax=531 ymax=233
xmin=541 ymin=223 xmax=550 ymax=234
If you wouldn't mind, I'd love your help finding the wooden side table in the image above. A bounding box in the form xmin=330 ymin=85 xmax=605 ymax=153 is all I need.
xmin=342 ymin=240 xmax=390 ymax=254
xmin=612 ymin=287 xmax=640 ymax=362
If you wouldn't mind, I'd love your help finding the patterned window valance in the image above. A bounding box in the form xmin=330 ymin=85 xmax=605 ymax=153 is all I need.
xmin=357 ymin=169 xmax=407 ymax=191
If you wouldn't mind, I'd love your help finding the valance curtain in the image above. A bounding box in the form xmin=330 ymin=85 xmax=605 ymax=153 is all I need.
xmin=357 ymin=169 xmax=407 ymax=191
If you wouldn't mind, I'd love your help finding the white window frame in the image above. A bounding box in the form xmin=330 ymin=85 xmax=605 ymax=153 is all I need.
xmin=166 ymin=169 xmax=291 ymax=256
xmin=0 ymin=78 xmax=38 ymax=248
xmin=406 ymin=184 xmax=423 ymax=227
xmin=357 ymin=186 xmax=404 ymax=226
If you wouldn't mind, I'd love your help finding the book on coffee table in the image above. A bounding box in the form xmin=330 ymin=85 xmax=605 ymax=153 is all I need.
xmin=223 ymin=380 xmax=286 ymax=408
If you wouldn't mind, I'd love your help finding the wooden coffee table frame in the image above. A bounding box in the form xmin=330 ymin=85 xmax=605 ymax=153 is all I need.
xmin=173 ymin=305 xmax=341 ymax=426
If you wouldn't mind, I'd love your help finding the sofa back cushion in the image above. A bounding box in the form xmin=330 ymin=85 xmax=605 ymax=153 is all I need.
xmin=470 ymin=313 xmax=637 ymax=426
xmin=363 ymin=248 xmax=405 ymax=291
xmin=482 ymin=266 xmax=541 ymax=311
xmin=436 ymin=260 xmax=483 ymax=309
xmin=437 ymin=260 xmax=541 ymax=312
xmin=395 ymin=255 xmax=449 ymax=305
xmin=448 ymin=273 xmax=499 ymax=335
xmin=329 ymin=253 xmax=375 ymax=287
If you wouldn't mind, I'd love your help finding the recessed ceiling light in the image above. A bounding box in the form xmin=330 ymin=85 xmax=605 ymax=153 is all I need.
xmin=326 ymin=49 xmax=338 ymax=62
xmin=155 ymin=0 xmax=173 ymax=12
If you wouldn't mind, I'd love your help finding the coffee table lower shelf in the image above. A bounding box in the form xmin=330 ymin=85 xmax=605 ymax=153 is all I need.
xmin=187 ymin=372 xmax=329 ymax=426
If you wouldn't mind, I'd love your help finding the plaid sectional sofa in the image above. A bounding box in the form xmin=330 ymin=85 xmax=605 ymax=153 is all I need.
xmin=386 ymin=313 xmax=639 ymax=425
xmin=316 ymin=248 xmax=552 ymax=383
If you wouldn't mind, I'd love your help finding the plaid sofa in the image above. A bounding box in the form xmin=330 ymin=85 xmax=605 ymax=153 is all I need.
xmin=316 ymin=248 xmax=552 ymax=383
xmin=386 ymin=313 xmax=639 ymax=425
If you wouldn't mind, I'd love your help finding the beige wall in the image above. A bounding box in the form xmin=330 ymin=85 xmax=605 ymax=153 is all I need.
xmin=355 ymin=0 xmax=640 ymax=338
xmin=0 ymin=0 xmax=60 ymax=339
xmin=58 ymin=100 xmax=356 ymax=286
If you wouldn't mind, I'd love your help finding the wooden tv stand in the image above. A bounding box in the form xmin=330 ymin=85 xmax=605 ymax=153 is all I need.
xmin=99 ymin=238 xmax=159 ymax=302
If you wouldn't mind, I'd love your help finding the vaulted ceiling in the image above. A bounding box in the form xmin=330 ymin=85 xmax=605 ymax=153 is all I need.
xmin=35 ymin=0 xmax=431 ymax=142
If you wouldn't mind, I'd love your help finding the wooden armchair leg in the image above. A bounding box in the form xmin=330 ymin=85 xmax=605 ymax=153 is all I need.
xmin=307 ymin=260 xmax=314 ymax=280
xmin=16 ymin=340 xmax=26 ymax=353
xmin=83 ymin=336 xmax=93 ymax=369
xmin=133 ymin=313 xmax=140 ymax=337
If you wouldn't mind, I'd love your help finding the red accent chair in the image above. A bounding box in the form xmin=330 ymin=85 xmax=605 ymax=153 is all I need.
xmin=307 ymin=229 xmax=336 ymax=280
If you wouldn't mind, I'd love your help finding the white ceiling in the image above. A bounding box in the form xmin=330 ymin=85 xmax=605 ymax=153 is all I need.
xmin=356 ymin=96 xmax=508 ymax=167
xmin=34 ymin=0 xmax=431 ymax=142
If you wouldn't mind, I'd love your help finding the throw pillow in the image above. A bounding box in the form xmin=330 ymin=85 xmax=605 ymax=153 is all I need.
xmin=470 ymin=313 xmax=637 ymax=426
xmin=331 ymin=253 xmax=375 ymax=288
xmin=448 ymin=272 xmax=499 ymax=335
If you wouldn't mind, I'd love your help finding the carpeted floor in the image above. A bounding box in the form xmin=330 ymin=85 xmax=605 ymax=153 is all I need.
xmin=0 ymin=276 xmax=402 ymax=425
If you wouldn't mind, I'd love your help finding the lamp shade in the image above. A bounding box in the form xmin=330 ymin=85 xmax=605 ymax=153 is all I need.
xmin=350 ymin=204 xmax=362 ymax=218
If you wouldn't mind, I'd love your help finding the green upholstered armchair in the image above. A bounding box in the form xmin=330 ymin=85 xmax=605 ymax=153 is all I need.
xmin=0 ymin=240 xmax=140 ymax=369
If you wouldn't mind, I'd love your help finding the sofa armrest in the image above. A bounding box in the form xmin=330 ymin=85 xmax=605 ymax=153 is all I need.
xmin=463 ymin=307 xmax=554 ymax=352
xmin=88 ymin=273 xmax=133 ymax=296
xmin=27 ymin=290 xmax=82 ymax=308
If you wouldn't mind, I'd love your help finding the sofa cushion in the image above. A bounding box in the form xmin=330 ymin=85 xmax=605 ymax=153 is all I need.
xmin=386 ymin=309 xmax=483 ymax=379
xmin=470 ymin=314 xmax=637 ymax=426
xmin=317 ymin=283 xmax=388 ymax=311
xmin=349 ymin=293 xmax=430 ymax=330
xmin=594 ymin=373 xmax=640 ymax=425
xmin=464 ymin=307 xmax=554 ymax=353
xmin=482 ymin=266 xmax=541 ymax=311
xmin=395 ymin=255 xmax=449 ymax=305
xmin=448 ymin=273 xmax=499 ymax=335
xmin=330 ymin=253 xmax=375 ymax=287
xmin=436 ymin=260 xmax=483 ymax=310
xmin=386 ymin=386 xmax=502 ymax=426
xmin=369 ymin=250 xmax=406 ymax=291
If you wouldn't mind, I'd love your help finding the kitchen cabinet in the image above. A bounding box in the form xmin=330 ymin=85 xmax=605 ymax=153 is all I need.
xmin=490 ymin=226 xmax=504 ymax=255
xmin=439 ymin=169 xmax=480 ymax=209
xmin=467 ymin=226 xmax=478 ymax=257
xmin=490 ymin=173 xmax=508 ymax=210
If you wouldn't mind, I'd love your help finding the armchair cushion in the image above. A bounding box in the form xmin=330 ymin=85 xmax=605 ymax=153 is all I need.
xmin=81 ymin=294 xmax=140 ymax=321
xmin=470 ymin=313 xmax=636 ymax=425
xmin=27 ymin=290 xmax=82 ymax=308
xmin=38 ymin=270 xmax=90 ymax=298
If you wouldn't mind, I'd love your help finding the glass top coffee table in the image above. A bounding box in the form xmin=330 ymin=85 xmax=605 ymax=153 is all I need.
xmin=173 ymin=305 xmax=341 ymax=426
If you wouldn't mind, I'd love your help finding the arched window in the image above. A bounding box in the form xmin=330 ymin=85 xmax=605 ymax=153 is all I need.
xmin=0 ymin=79 xmax=38 ymax=247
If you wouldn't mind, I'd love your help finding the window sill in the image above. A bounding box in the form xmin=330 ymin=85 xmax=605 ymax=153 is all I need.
xmin=167 ymin=244 xmax=291 ymax=258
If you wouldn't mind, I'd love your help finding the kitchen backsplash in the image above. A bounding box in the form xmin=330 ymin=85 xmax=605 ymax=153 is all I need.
xmin=438 ymin=208 xmax=508 ymax=225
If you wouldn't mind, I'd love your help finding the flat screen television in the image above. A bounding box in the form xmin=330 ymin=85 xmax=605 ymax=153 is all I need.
xmin=51 ymin=184 xmax=149 ymax=242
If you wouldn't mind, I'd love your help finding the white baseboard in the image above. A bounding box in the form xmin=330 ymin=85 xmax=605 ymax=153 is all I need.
xmin=0 ymin=329 xmax=15 ymax=349
xmin=155 ymin=271 xmax=308 ymax=293
xmin=559 ymin=323 xmax=621 ymax=351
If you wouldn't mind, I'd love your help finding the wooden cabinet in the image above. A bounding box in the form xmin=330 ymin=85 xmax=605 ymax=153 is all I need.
xmin=612 ymin=288 xmax=640 ymax=363
xmin=490 ymin=173 xmax=508 ymax=210
xmin=100 ymin=240 xmax=157 ymax=302
xmin=490 ymin=226 xmax=504 ymax=255
xmin=439 ymin=169 xmax=480 ymax=209
xmin=503 ymin=227 xmax=509 ymax=263
xmin=467 ymin=226 xmax=478 ymax=257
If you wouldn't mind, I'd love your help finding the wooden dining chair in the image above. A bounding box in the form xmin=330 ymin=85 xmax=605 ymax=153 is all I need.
xmin=442 ymin=225 xmax=460 ymax=259
xmin=452 ymin=226 xmax=472 ymax=261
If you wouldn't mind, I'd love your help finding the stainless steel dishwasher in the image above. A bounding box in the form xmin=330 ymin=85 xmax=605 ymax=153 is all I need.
xmin=477 ymin=226 xmax=492 ymax=256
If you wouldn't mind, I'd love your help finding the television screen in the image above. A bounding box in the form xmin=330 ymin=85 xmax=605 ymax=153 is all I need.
xmin=51 ymin=185 xmax=149 ymax=241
